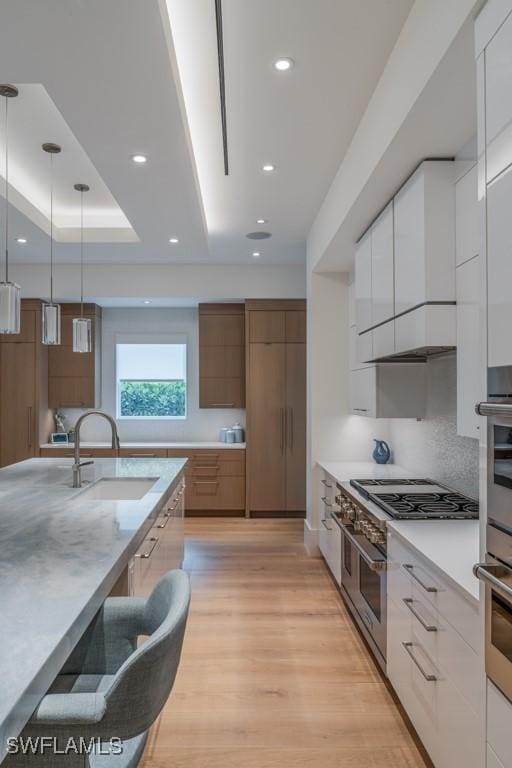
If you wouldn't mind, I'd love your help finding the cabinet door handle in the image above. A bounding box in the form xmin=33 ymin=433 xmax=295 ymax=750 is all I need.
xmin=353 ymin=408 xmax=369 ymax=413
xmin=289 ymin=407 xmax=294 ymax=453
xmin=135 ymin=537 xmax=159 ymax=559
xmin=402 ymin=642 xmax=437 ymax=682
xmin=321 ymin=518 xmax=332 ymax=531
xmin=127 ymin=453 xmax=157 ymax=457
xmin=403 ymin=564 xmax=438 ymax=593
xmin=402 ymin=598 xmax=437 ymax=632
xmin=211 ymin=403 xmax=235 ymax=407
xmin=321 ymin=496 xmax=333 ymax=507
xmin=321 ymin=479 xmax=333 ymax=488
xmin=280 ymin=408 xmax=286 ymax=453
xmin=27 ymin=406 xmax=33 ymax=449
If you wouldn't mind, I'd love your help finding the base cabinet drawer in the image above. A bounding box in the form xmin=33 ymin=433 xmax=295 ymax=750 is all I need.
xmin=39 ymin=448 xmax=117 ymax=458
xmin=186 ymin=476 xmax=245 ymax=510
xmin=387 ymin=596 xmax=483 ymax=768
xmin=119 ymin=448 xmax=168 ymax=458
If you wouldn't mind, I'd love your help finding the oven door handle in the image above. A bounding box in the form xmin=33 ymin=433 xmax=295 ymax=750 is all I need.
xmin=475 ymin=401 xmax=512 ymax=416
xmin=473 ymin=562 xmax=512 ymax=601
xmin=339 ymin=521 xmax=386 ymax=572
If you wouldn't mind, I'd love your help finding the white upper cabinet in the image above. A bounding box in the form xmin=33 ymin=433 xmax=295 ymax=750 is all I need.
xmin=371 ymin=202 xmax=394 ymax=324
xmin=487 ymin=163 xmax=512 ymax=367
xmin=394 ymin=161 xmax=456 ymax=315
xmin=455 ymin=165 xmax=479 ymax=267
xmin=354 ymin=231 xmax=372 ymax=332
xmin=456 ymin=256 xmax=482 ymax=438
xmin=485 ymin=10 xmax=512 ymax=182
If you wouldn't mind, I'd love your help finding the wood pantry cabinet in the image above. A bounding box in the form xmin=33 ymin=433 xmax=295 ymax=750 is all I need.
xmin=0 ymin=300 xmax=52 ymax=468
xmin=48 ymin=303 xmax=101 ymax=409
xmin=245 ymin=300 xmax=306 ymax=515
xmin=198 ymin=303 xmax=245 ymax=408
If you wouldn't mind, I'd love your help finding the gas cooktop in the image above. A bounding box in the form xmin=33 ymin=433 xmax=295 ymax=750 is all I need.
xmin=349 ymin=478 xmax=479 ymax=520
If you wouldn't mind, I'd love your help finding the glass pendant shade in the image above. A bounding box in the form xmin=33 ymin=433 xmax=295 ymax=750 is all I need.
xmin=42 ymin=302 xmax=61 ymax=345
xmin=72 ymin=317 xmax=91 ymax=353
xmin=0 ymin=281 xmax=21 ymax=333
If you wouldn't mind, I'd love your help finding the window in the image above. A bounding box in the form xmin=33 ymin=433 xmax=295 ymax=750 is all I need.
xmin=116 ymin=343 xmax=187 ymax=418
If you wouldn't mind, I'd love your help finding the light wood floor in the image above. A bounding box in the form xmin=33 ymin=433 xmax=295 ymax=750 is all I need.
xmin=141 ymin=518 xmax=428 ymax=768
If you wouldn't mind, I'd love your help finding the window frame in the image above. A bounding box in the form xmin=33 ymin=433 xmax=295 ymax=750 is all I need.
xmin=115 ymin=335 xmax=188 ymax=421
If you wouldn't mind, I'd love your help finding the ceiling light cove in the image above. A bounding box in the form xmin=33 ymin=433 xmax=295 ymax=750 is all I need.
xmin=262 ymin=164 xmax=275 ymax=173
xmin=273 ymin=58 xmax=294 ymax=71
xmin=131 ymin=154 xmax=148 ymax=164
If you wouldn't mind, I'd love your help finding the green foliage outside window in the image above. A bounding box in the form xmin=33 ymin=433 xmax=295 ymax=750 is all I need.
xmin=120 ymin=380 xmax=186 ymax=417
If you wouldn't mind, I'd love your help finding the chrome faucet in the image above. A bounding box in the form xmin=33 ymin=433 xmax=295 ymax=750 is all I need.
xmin=72 ymin=411 xmax=120 ymax=488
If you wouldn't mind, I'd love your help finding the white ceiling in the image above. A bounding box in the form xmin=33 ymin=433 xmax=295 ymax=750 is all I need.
xmin=0 ymin=0 xmax=413 ymax=266
xmin=165 ymin=0 xmax=414 ymax=264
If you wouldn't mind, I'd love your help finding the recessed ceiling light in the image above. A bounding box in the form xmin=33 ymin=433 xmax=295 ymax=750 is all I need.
xmin=256 ymin=219 xmax=267 ymax=224
xmin=262 ymin=164 xmax=275 ymax=172
xmin=143 ymin=300 xmax=152 ymax=305
xmin=131 ymin=154 xmax=147 ymax=164
xmin=169 ymin=237 xmax=179 ymax=244
xmin=274 ymin=58 xmax=294 ymax=71
xmin=16 ymin=237 xmax=27 ymax=244
xmin=252 ymin=252 xmax=261 ymax=258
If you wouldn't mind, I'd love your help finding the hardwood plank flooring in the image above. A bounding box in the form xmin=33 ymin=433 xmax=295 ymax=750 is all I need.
xmin=141 ymin=518 xmax=428 ymax=768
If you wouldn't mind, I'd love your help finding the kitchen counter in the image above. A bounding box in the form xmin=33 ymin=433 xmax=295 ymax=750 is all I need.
xmin=40 ymin=441 xmax=246 ymax=450
xmin=0 ymin=456 xmax=186 ymax=763
xmin=387 ymin=519 xmax=480 ymax=603
xmin=318 ymin=460 xmax=480 ymax=602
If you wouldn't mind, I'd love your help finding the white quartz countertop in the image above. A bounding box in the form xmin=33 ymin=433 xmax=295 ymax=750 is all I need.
xmin=0 ymin=457 xmax=186 ymax=763
xmin=40 ymin=441 xmax=246 ymax=450
xmin=317 ymin=460 xmax=480 ymax=602
xmin=387 ymin=520 xmax=480 ymax=603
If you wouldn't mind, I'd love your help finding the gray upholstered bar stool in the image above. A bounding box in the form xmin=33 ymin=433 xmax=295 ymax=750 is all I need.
xmin=4 ymin=570 xmax=190 ymax=768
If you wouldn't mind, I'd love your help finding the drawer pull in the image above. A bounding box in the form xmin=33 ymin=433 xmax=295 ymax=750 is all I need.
xmin=193 ymin=454 xmax=219 ymax=459
xmin=127 ymin=453 xmax=158 ymax=457
xmin=321 ymin=496 xmax=333 ymax=507
xmin=321 ymin=479 xmax=333 ymax=488
xmin=321 ymin=518 xmax=332 ymax=531
xmin=403 ymin=564 xmax=438 ymax=593
xmin=403 ymin=598 xmax=437 ymax=632
xmin=402 ymin=642 xmax=437 ymax=682
xmin=156 ymin=516 xmax=170 ymax=529
xmin=135 ymin=537 xmax=159 ymax=559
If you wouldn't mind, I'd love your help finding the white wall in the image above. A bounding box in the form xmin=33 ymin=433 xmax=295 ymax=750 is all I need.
xmin=11 ymin=262 xmax=306 ymax=303
xmin=61 ymin=307 xmax=245 ymax=442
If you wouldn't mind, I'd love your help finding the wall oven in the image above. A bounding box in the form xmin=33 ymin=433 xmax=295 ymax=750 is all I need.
xmin=475 ymin=391 xmax=512 ymax=702
xmin=335 ymin=486 xmax=387 ymax=671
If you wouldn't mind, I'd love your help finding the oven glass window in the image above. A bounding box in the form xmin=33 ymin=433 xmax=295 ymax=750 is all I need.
xmin=343 ymin=535 xmax=352 ymax=575
xmin=492 ymin=593 xmax=512 ymax=662
xmin=494 ymin=425 xmax=512 ymax=489
xmin=360 ymin=558 xmax=381 ymax=622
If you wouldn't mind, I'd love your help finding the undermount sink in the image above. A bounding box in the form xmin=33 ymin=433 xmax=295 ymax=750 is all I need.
xmin=78 ymin=477 xmax=158 ymax=501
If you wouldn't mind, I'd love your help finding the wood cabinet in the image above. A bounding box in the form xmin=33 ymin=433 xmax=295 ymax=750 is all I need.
xmin=199 ymin=303 xmax=245 ymax=408
xmin=167 ymin=448 xmax=245 ymax=515
xmin=0 ymin=301 xmax=51 ymax=468
xmin=48 ymin=303 xmax=101 ymax=408
xmin=246 ymin=300 xmax=306 ymax=515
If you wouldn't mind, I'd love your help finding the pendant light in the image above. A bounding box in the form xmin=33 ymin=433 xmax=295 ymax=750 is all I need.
xmin=0 ymin=84 xmax=20 ymax=334
xmin=72 ymin=183 xmax=91 ymax=353
xmin=41 ymin=142 xmax=62 ymax=345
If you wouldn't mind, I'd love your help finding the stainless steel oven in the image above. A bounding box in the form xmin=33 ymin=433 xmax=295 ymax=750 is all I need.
xmin=336 ymin=487 xmax=387 ymax=671
xmin=475 ymin=389 xmax=512 ymax=701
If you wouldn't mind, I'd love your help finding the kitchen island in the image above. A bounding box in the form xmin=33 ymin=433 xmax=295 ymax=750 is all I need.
xmin=0 ymin=456 xmax=186 ymax=764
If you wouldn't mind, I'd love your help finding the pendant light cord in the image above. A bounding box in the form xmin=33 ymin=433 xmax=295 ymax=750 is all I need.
xmin=80 ymin=187 xmax=84 ymax=318
xmin=4 ymin=95 xmax=9 ymax=283
xmin=50 ymin=152 xmax=54 ymax=302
